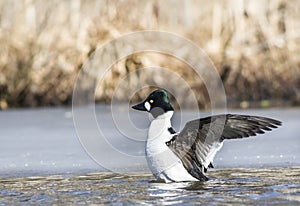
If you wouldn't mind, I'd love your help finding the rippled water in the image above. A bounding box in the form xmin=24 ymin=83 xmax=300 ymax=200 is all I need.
xmin=1 ymin=167 xmax=299 ymax=205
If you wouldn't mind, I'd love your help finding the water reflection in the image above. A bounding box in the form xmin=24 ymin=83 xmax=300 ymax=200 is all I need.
xmin=0 ymin=168 xmax=299 ymax=205
xmin=147 ymin=167 xmax=300 ymax=204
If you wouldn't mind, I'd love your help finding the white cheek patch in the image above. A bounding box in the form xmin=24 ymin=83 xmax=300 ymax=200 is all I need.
xmin=144 ymin=101 xmax=151 ymax=111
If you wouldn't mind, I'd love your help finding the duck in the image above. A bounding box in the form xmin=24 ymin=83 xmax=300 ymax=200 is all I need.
xmin=132 ymin=89 xmax=282 ymax=183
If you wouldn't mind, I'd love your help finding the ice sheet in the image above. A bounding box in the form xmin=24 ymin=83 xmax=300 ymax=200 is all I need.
xmin=0 ymin=106 xmax=299 ymax=177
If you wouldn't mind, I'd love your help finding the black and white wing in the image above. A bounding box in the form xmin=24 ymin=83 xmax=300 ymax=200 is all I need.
xmin=166 ymin=114 xmax=282 ymax=181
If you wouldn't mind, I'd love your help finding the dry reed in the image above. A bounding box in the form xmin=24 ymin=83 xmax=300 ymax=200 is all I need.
xmin=0 ymin=0 xmax=299 ymax=109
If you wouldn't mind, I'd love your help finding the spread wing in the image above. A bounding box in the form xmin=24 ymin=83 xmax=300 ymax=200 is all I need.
xmin=166 ymin=114 xmax=282 ymax=181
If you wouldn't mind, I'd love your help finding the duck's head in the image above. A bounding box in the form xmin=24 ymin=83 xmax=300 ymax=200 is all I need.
xmin=132 ymin=89 xmax=174 ymax=118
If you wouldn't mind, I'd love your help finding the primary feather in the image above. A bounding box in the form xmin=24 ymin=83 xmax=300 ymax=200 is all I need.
xmin=167 ymin=114 xmax=282 ymax=180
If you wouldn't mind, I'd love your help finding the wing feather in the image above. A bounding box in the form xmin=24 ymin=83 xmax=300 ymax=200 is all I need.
xmin=167 ymin=114 xmax=281 ymax=180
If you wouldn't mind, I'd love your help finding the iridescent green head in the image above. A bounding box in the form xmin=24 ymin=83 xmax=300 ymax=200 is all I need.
xmin=132 ymin=89 xmax=174 ymax=118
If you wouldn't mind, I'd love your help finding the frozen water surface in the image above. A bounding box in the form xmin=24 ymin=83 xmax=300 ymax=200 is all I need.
xmin=0 ymin=106 xmax=299 ymax=177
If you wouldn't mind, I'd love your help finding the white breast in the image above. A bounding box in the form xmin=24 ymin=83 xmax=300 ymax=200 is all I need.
xmin=145 ymin=111 xmax=198 ymax=182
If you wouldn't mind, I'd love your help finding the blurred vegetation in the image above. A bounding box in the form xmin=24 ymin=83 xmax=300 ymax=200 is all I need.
xmin=0 ymin=0 xmax=300 ymax=109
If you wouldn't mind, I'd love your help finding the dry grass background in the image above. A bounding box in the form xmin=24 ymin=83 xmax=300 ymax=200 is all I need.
xmin=0 ymin=0 xmax=300 ymax=109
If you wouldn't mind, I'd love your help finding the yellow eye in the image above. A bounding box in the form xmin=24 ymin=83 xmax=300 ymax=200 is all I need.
xmin=149 ymin=99 xmax=154 ymax=104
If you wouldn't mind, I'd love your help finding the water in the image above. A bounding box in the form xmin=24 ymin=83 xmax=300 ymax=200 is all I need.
xmin=0 ymin=106 xmax=300 ymax=204
xmin=0 ymin=167 xmax=299 ymax=205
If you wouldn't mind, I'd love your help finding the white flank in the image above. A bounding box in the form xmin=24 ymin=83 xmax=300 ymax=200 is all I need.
xmin=146 ymin=111 xmax=198 ymax=182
